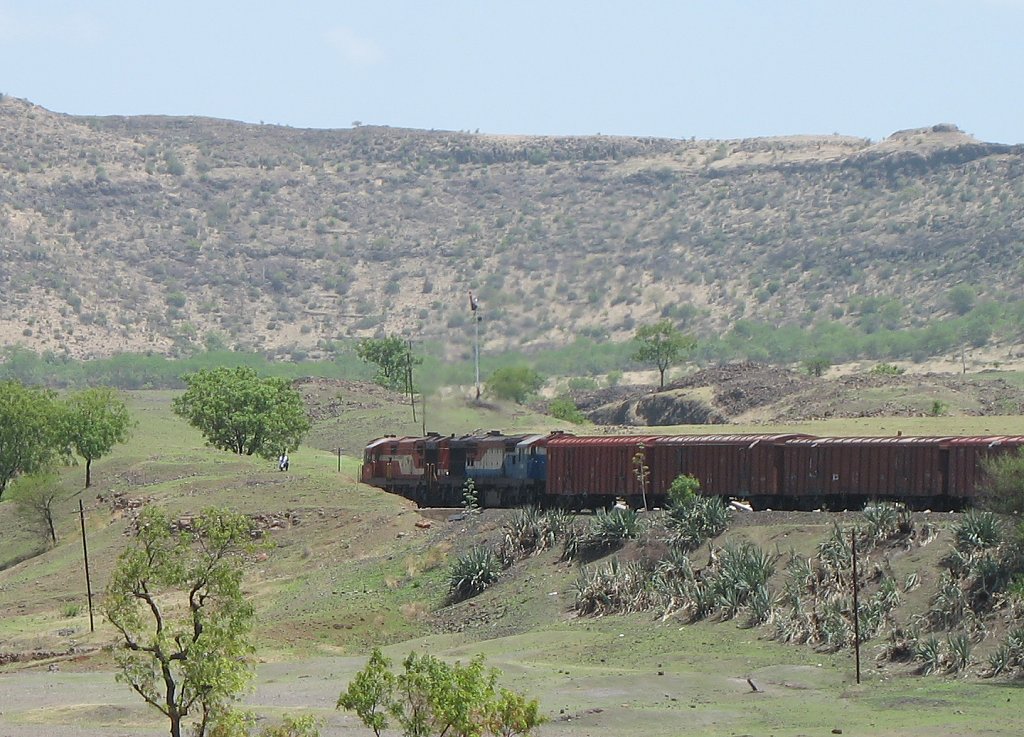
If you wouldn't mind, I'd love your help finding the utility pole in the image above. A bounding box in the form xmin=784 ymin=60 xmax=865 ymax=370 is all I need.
xmin=79 ymin=500 xmax=95 ymax=633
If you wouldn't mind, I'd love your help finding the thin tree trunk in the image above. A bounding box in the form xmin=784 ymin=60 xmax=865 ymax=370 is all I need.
xmin=86 ymin=457 xmax=92 ymax=488
xmin=46 ymin=510 xmax=57 ymax=544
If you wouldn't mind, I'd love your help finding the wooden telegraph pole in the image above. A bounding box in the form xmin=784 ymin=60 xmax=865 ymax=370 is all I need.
xmin=79 ymin=500 xmax=95 ymax=633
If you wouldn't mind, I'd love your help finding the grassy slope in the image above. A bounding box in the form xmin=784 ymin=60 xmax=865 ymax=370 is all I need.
xmin=2 ymin=391 xmax=1024 ymax=736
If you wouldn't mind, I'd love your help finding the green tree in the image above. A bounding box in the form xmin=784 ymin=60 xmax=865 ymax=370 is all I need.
xmin=802 ymin=357 xmax=831 ymax=377
xmin=8 ymin=469 xmax=63 ymax=545
xmin=337 ymin=648 xmax=543 ymax=737
xmin=62 ymin=387 xmax=134 ymax=488
xmin=356 ymin=336 xmax=421 ymax=391
xmin=486 ymin=366 xmax=544 ymax=404
xmin=0 ymin=380 xmax=65 ymax=500
xmin=549 ymin=396 xmax=586 ymax=424
xmin=172 ymin=367 xmax=310 ymax=458
xmin=947 ymin=284 xmax=977 ymax=316
xmin=104 ymin=507 xmax=263 ymax=737
xmin=631 ymin=320 xmax=695 ymax=389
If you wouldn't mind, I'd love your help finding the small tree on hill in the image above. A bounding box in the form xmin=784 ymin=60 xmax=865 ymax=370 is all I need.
xmin=104 ymin=507 xmax=263 ymax=737
xmin=62 ymin=386 xmax=134 ymax=488
xmin=172 ymin=367 xmax=310 ymax=459
xmin=8 ymin=469 xmax=63 ymax=545
xmin=0 ymin=380 xmax=66 ymax=500
xmin=356 ymin=336 xmax=421 ymax=391
xmin=631 ymin=321 xmax=695 ymax=389
xmin=803 ymin=358 xmax=831 ymax=377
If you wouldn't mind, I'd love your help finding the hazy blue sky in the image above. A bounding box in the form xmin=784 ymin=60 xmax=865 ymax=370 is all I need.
xmin=2 ymin=1 xmax=1022 ymax=143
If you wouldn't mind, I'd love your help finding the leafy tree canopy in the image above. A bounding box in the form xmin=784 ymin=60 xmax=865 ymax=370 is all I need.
xmin=631 ymin=320 xmax=695 ymax=389
xmin=337 ymin=648 xmax=543 ymax=737
xmin=486 ymin=366 xmax=544 ymax=404
xmin=802 ymin=357 xmax=831 ymax=377
xmin=62 ymin=386 xmax=134 ymax=487
xmin=0 ymin=380 xmax=66 ymax=499
xmin=172 ymin=367 xmax=310 ymax=458
xmin=104 ymin=507 xmax=264 ymax=737
xmin=549 ymin=396 xmax=586 ymax=424
xmin=356 ymin=336 xmax=421 ymax=391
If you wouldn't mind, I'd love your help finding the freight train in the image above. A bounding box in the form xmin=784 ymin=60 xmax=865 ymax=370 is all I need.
xmin=361 ymin=431 xmax=1024 ymax=511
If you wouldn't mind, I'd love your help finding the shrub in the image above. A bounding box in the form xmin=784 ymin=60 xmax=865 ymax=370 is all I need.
xmin=870 ymin=362 xmax=905 ymax=376
xmin=667 ymin=474 xmax=700 ymax=508
xmin=448 ymin=546 xmax=501 ymax=602
xmin=979 ymin=448 xmax=1024 ymax=515
xmin=549 ymin=396 xmax=586 ymax=424
xmin=802 ymin=358 xmax=831 ymax=377
xmin=487 ymin=366 xmax=544 ymax=403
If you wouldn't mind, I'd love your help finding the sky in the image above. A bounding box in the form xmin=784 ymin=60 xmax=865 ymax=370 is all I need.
xmin=2 ymin=0 xmax=1023 ymax=144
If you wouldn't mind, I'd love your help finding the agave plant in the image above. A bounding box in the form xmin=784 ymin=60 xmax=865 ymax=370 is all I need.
xmin=929 ymin=571 xmax=969 ymax=629
xmin=954 ymin=510 xmax=1002 ymax=554
xmin=862 ymin=502 xmax=903 ymax=544
xmin=987 ymin=643 xmax=1012 ymax=677
xmin=817 ymin=522 xmax=853 ymax=579
xmin=500 ymin=506 xmax=573 ymax=565
xmin=448 ymin=545 xmax=501 ymax=602
xmin=574 ymin=557 xmax=653 ymax=615
xmin=568 ymin=509 xmax=643 ymax=560
xmin=666 ymin=496 xmax=731 ymax=552
xmin=946 ymin=632 xmax=972 ymax=673
xmin=913 ymin=634 xmax=945 ymax=675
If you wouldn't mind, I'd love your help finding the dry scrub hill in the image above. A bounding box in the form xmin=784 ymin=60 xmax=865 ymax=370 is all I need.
xmin=2 ymin=94 xmax=1024 ymax=361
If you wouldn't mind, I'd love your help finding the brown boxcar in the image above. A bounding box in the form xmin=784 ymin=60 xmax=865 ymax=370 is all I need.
xmin=648 ymin=434 xmax=804 ymax=503
xmin=944 ymin=436 xmax=1024 ymax=506
xmin=546 ymin=435 xmax=659 ymax=507
xmin=781 ymin=436 xmax=951 ymax=509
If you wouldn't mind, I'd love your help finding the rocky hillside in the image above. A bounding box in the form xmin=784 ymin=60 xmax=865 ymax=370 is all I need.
xmin=1 ymin=94 xmax=1023 ymax=361
xmin=577 ymin=363 xmax=1024 ymax=426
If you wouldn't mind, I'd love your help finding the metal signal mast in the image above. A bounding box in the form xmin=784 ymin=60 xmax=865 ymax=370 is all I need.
xmin=469 ymin=290 xmax=481 ymax=399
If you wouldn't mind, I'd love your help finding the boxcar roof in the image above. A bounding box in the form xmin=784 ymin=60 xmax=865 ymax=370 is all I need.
xmin=546 ymin=435 xmax=661 ymax=446
xmin=785 ymin=436 xmax=952 ymax=446
xmin=942 ymin=436 xmax=1024 ymax=447
xmin=657 ymin=433 xmax=807 ymax=445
